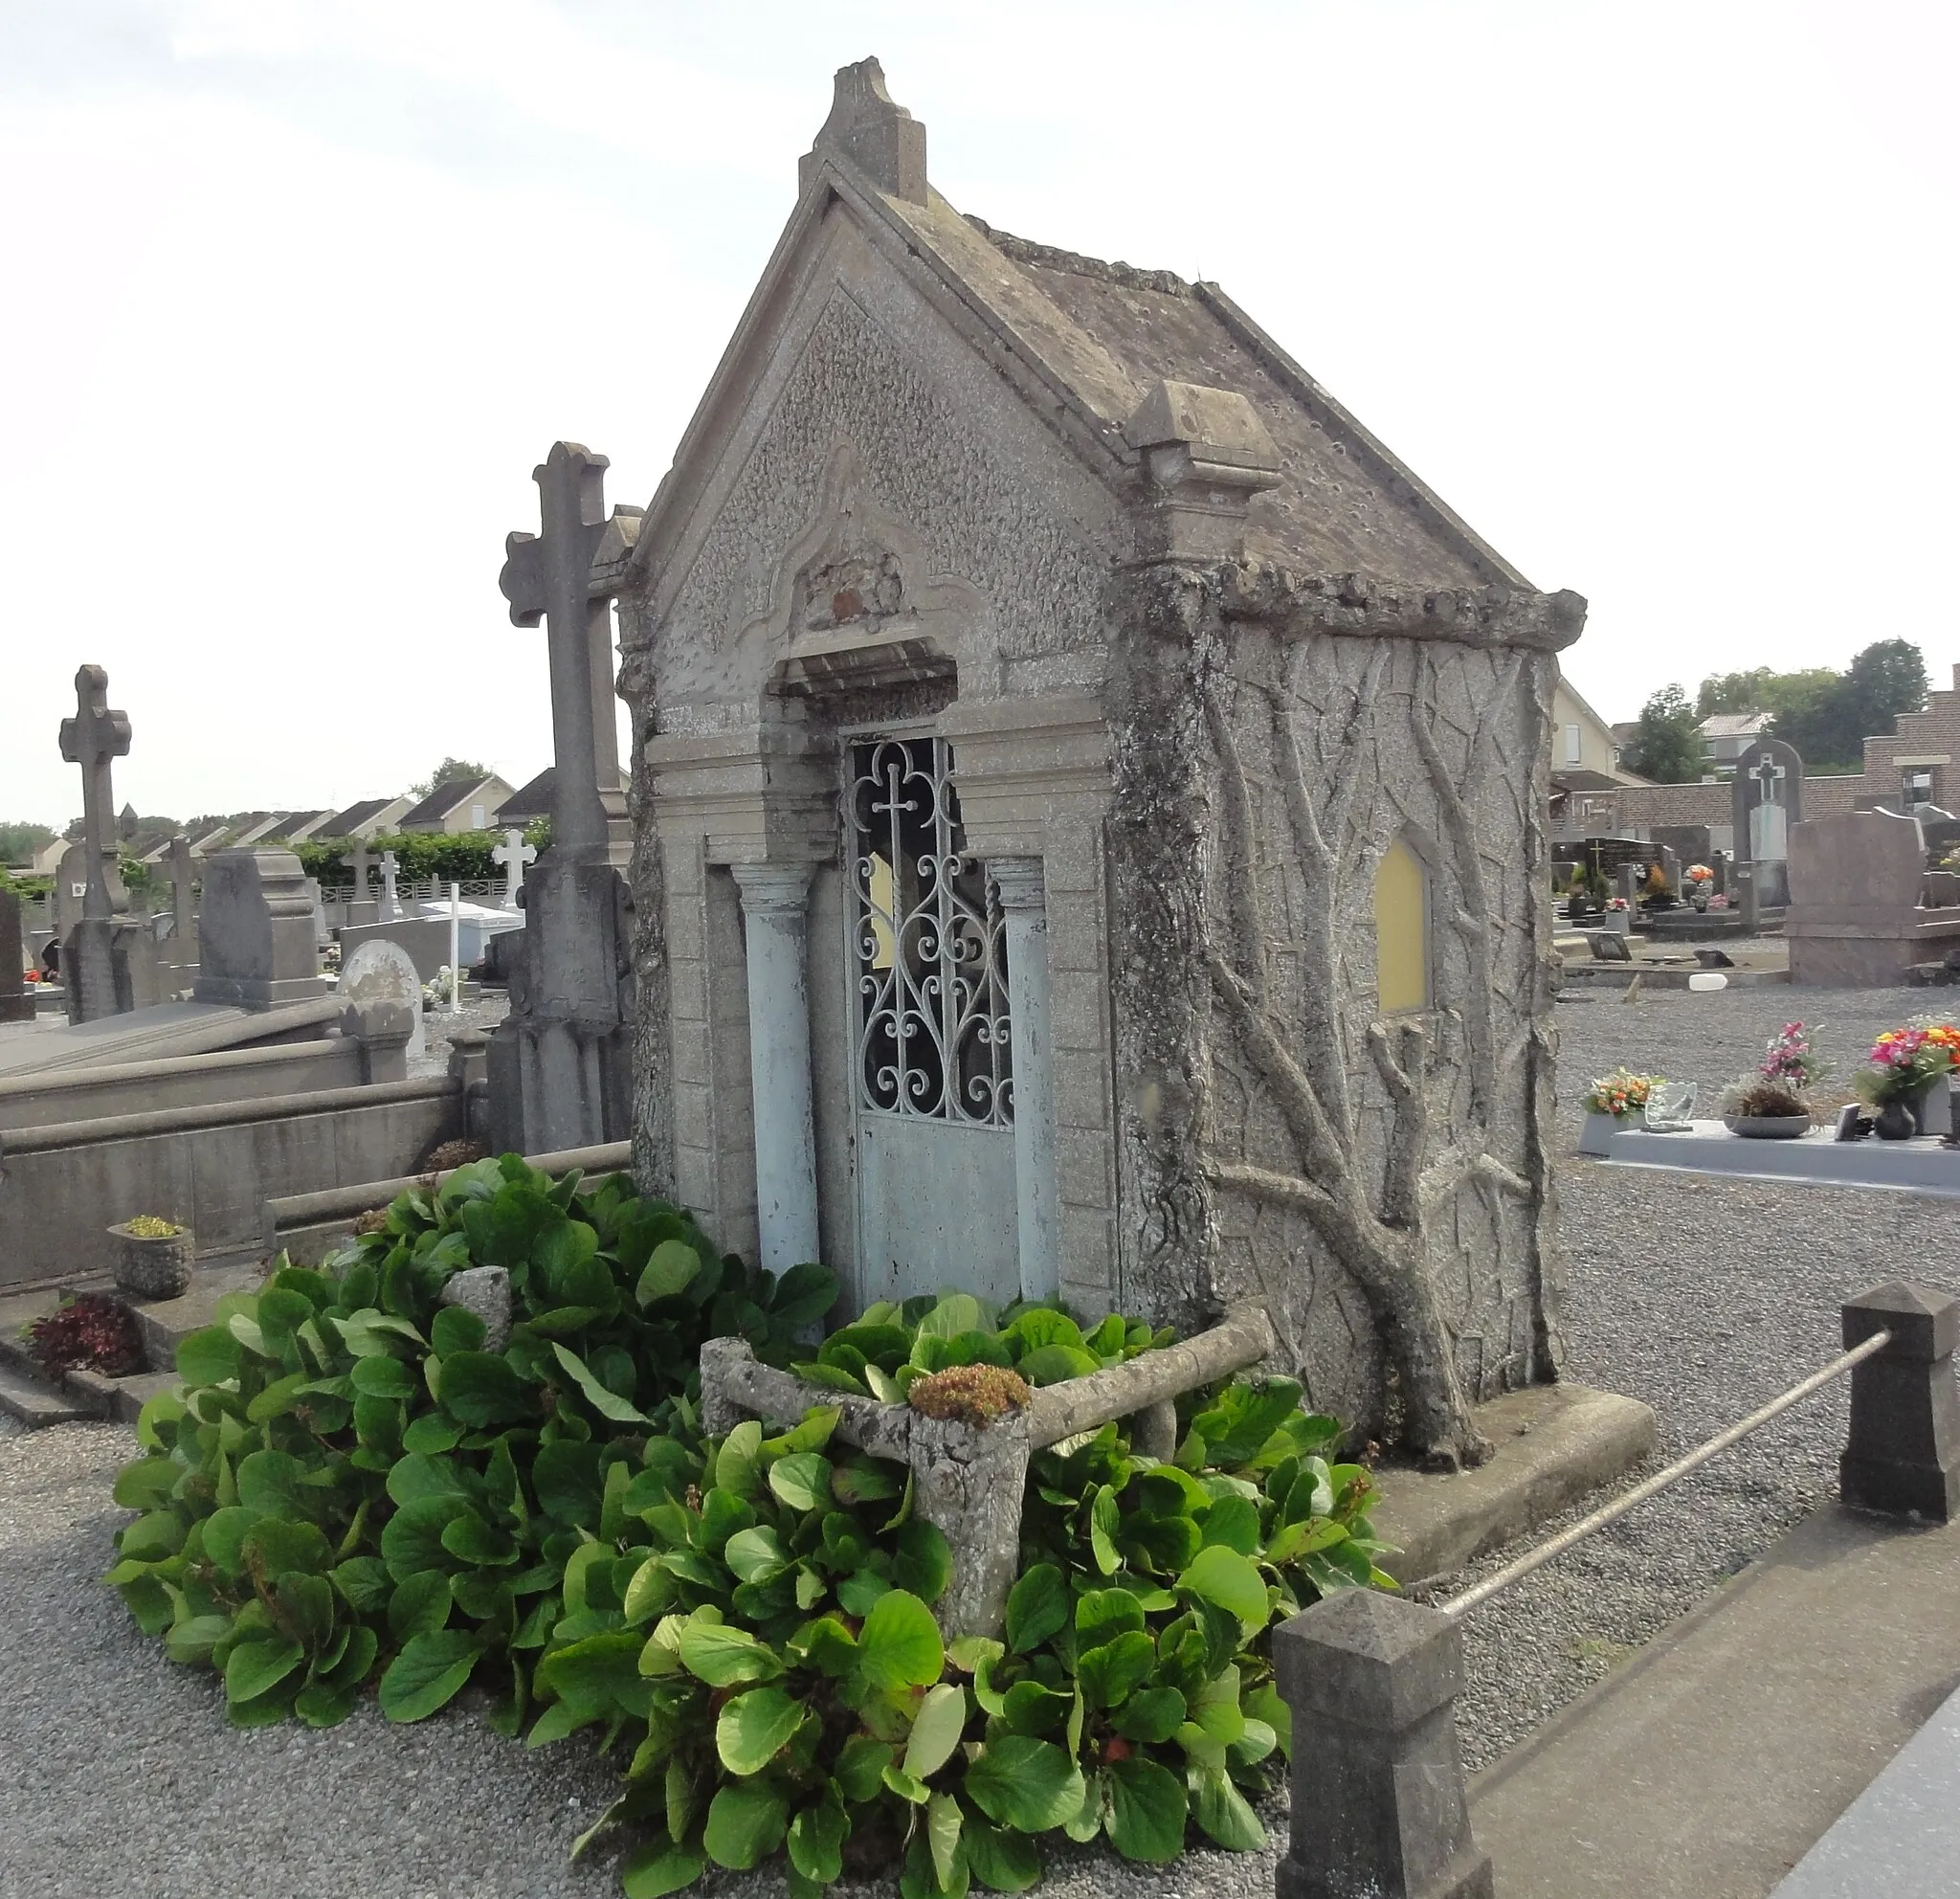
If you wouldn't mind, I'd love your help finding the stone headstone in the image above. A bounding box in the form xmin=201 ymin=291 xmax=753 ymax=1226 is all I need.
xmin=1786 ymin=808 xmax=1943 ymax=986
xmin=1658 ymin=845 xmax=1682 ymax=899
xmin=0 ymin=889 xmax=32 ymax=1023
xmin=1615 ymin=862 xmax=1639 ymax=905
xmin=307 ymin=877 xmax=330 ymax=950
xmin=1732 ymin=736 xmax=1804 ymax=910
xmin=192 ymin=850 xmax=327 ymax=1009
xmin=493 ymin=829 xmax=536 ymax=911
xmin=164 ymin=835 xmax=198 ymax=973
xmin=339 ymin=937 xmax=428 ymax=1059
xmin=1651 ymin=824 xmax=1711 ymax=869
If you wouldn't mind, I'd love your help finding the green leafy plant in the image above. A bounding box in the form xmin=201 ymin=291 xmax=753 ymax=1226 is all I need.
xmin=102 ymin=1155 xmax=836 ymax=1735
xmin=791 ymin=1296 xmax=1172 ymax=1404
xmin=106 ymin=1157 xmax=1391 ymax=1896
xmin=582 ymin=1374 xmax=1387 ymax=1895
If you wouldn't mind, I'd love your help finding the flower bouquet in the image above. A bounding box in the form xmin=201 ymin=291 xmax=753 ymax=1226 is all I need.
xmin=1684 ymin=862 xmax=1714 ymax=912
xmin=1579 ymin=1068 xmax=1659 ymax=1154
xmin=1853 ymin=1020 xmax=1960 ymax=1137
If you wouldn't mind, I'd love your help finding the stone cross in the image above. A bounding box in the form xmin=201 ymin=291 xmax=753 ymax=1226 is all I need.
xmin=379 ymin=850 xmax=400 ymax=921
xmin=500 ymin=442 xmax=622 ymax=860
xmin=56 ymin=664 xmax=132 ymax=924
xmin=166 ymin=835 xmax=195 ymax=955
xmin=351 ymin=840 xmax=371 ymax=903
xmin=1749 ymin=755 xmax=1786 ymax=804
xmin=493 ymin=829 xmax=536 ymax=910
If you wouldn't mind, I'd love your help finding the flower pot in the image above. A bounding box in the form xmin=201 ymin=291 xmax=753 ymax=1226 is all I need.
xmin=108 ymin=1222 xmax=193 ymax=1300
xmin=1873 ymin=1101 xmax=1916 ymax=1142
xmin=1905 ymin=1078 xmax=1951 ymax=1139
xmin=1579 ymin=1111 xmax=1634 ymax=1156
xmin=1724 ymin=1114 xmax=1813 ymax=1140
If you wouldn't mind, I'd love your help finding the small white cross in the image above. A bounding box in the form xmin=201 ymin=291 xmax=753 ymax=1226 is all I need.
xmin=379 ymin=850 xmax=401 ymax=922
xmin=492 ymin=829 xmax=537 ymax=910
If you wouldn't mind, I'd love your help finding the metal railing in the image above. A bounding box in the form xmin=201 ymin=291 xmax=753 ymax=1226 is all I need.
xmin=1443 ymin=1328 xmax=1893 ymax=1618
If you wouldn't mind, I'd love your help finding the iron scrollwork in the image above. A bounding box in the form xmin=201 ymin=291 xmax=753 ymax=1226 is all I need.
xmin=849 ymin=736 xmax=1013 ymax=1128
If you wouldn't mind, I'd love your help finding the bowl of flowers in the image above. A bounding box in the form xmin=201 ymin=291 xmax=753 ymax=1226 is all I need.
xmin=1853 ymin=1020 xmax=1960 ymax=1139
xmin=1721 ymin=1021 xmax=1821 ymax=1138
xmin=1580 ymin=1067 xmax=1659 ymax=1153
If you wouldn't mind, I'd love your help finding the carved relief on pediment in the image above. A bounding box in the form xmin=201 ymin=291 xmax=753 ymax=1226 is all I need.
xmin=740 ymin=441 xmax=991 ymax=697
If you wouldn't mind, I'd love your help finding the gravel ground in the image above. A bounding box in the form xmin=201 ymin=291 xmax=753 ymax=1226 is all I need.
xmin=2 ymin=979 xmax=1952 ymax=1895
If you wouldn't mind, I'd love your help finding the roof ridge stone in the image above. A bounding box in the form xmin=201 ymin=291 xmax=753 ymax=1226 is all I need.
xmin=963 ymin=215 xmax=1191 ymax=298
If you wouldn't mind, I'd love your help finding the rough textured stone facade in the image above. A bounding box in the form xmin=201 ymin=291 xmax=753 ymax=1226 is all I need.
xmin=612 ymin=59 xmax=1584 ymax=1462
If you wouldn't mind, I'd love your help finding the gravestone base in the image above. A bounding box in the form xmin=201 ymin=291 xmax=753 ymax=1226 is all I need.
xmin=60 ymin=917 xmax=166 ymax=1023
xmin=485 ymin=1015 xmax=633 ymax=1157
xmin=484 ymin=854 xmax=633 ymax=1156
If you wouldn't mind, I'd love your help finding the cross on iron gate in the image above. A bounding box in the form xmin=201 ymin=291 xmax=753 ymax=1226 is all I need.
xmin=57 ymin=664 xmax=131 ymax=924
xmin=500 ymin=441 xmax=620 ymax=860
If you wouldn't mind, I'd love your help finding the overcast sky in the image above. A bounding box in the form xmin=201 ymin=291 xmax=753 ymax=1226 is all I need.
xmin=3 ymin=0 xmax=1954 ymax=827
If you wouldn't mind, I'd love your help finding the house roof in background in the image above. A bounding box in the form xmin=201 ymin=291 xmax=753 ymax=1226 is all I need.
xmin=1697 ymin=712 xmax=1771 ymax=738
xmin=492 ymin=766 xmax=554 ymax=824
xmin=398 ymin=775 xmax=505 ymax=829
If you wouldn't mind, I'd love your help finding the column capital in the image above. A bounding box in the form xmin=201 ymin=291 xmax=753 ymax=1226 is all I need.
xmin=731 ymin=860 xmax=816 ymax=916
xmin=991 ymin=856 xmax=1046 ymax=913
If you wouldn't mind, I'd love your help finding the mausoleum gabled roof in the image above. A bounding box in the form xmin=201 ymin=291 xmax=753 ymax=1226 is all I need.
xmin=632 ymin=57 xmax=1526 ymax=604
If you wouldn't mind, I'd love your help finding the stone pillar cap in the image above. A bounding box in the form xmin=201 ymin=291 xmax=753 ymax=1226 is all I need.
xmin=1272 ymin=1589 xmax=1463 ymax=1727
xmin=1844 ymin=1280 xmax=1958 ymax=1360
xmin=1125 ymin=380 xmax=1281 ymax=480
xmin=799 ymin=56 xmax=927 ymax=206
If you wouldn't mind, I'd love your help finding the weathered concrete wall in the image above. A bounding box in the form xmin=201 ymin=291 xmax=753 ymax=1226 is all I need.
xmin=0 ymin=1079 xmax=461 ymax=1291
xmin=0 ymin=1035 xmax=370 ymax=1133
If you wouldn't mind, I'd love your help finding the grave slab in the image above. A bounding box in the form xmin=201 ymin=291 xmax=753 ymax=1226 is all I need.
xmin=1772 ymin=1679 xmax=1960 ymax=1896
xmin=1592 ymin=1117 xmax=1960 ymax=1197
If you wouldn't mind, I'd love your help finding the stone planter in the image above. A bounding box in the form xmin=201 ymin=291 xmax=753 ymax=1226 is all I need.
xmin=107 ymin=1222 xmax=193 ymax=1300
xmin=701 ymin=1305 xmax=1278 ymax=1639
xmin=1578 ymin=1111 xmax=1634 ymax=1157
xmin=1724 ymin=1114 xmax=1813 ymax=1140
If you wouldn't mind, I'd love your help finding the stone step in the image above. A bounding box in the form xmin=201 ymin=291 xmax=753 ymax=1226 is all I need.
xmin=63 ymin=1366 xmax=179 ymax=1425
xmin=0 ymin=1364 xmax=94 ymax=1428
xmin=132 ymin=1262 xmax=267 ymax=1374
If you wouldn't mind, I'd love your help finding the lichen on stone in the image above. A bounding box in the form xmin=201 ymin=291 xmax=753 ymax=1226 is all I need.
xmin=906 ymin=1363 xmax=1032 ymax=1426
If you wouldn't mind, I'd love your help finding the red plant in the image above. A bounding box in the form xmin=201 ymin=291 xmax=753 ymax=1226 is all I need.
xmin=27 ymin=1294 xmax=144 ymax=1378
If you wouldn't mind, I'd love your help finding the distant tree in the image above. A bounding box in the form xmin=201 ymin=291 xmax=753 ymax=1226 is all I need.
xmin=1771 ymin=639 xmax=1928 ymax=771
xmin=0 ymin=820 xmax=57 ymax=865
xmin=409 ymin=757 xmax=492 ymax=802
xmin=1620 ymin=684 xmax=1704 ymax=783
xmin=1695 ymin=669 xmax=1775 ymax=718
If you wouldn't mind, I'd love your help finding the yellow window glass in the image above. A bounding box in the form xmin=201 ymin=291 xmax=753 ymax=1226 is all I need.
xmin=866 ymin=853 xmax=897 ymax=971
xmin=1373 ymin=838 xmax=1428 ymax=1013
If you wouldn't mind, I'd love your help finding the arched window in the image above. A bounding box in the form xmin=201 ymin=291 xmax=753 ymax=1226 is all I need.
xmin=1372 ymin=838 xmax=1430 ymax=1014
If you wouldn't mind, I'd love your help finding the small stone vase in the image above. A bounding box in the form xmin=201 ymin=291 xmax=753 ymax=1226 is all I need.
xmin=108 ymin=1222 xmax=194 ymax=1300
xmin=1578 ymin=1111 xmax=1633 ymax=1156
xmin=1873 ymin=1101 xmax=1916 ymax=1142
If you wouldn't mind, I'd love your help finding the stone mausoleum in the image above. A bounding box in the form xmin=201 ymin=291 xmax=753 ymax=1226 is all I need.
xmin=612 ymin=59 xmax=1586 ymax=1464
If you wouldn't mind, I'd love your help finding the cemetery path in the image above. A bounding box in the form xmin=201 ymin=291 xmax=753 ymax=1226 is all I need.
xmin=1450 ymin=981 xmax=1960 ymax=1771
